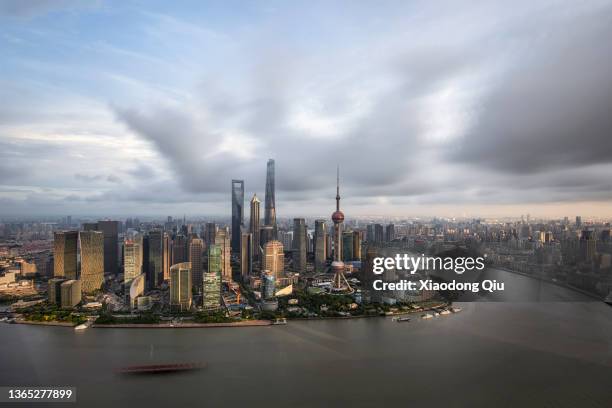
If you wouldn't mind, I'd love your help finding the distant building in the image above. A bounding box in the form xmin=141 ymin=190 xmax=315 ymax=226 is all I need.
xmin=189 ymin=238 xmax=204 ymax=292
xmin=292 ymin=218 xmax=307 ymax=273
xmin=60 ymin=279 xmax=81 ymax=309
xmin=374 ymin=224 xmax=384 ymax=244
xmin=263 ymin=240 xmax=284 ymax=280
xmin=205 ymin=223 xmax=217 ymax=247
xmin=170 ymin=262 xmax=192 ymax=311
xmin=314 ymin=220 xmax=327 ymax=272
xmin=79 ymin=230 xmax=104 ymax=294
xmin=172 ymin=234 xmax=188 ymax=265
xmin=385 ymin=224 xmax=395 ymax=242
xmin=231 ymin=179 xmax=245 ymax=255
xmin=54 ymin=231 xmax=78 ymax=279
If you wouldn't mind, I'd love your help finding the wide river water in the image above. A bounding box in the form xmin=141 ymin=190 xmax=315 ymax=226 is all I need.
xmin=1 ymin=268 xmax=611 ymax=407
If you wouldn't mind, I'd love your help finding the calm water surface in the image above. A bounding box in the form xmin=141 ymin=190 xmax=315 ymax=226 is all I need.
xmin=1 ymin=269 xmax=611 ymax=408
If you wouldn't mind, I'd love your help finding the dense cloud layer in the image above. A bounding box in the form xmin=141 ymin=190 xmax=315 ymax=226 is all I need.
xmin=1 ymin=1 xmax=612 ymax=217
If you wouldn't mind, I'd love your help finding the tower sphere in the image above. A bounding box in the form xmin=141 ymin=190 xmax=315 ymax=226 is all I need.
xmin=332 ymin=210 xmax=345 ymax=224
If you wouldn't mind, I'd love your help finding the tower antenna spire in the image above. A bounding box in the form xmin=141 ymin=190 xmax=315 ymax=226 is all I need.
xmin=336 ymin=165 xmax=340 ymax=211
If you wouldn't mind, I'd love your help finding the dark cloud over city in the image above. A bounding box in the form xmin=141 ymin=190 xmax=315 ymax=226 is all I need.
xmin=1 ymin=1 xmax=612 ymax=217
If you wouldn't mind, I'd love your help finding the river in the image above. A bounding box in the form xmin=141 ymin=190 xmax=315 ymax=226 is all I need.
xmin=1 ymin=268 xmax=611 ymax=407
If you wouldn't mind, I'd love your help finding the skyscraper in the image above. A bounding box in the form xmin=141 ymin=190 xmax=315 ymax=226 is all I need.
xmin=79 ymin=230 xmax=104 ymax=294
xmin=262 ymin=271 xmax=275 ymax=300
xmin=231 ymin=179 xmax=245 ymax=255
xmin=170 ymin=262 xmax=192 ymax=311
xmin=162 ymin=232 xmax=171 ymax=281
xmin=205 ymin=222 xmax=217 ymax=247
xmin=263 ymin=240 xmax=284 ymax=280
xmin=292 ymin=218 xmax=307 ymax=273
xmin=98 ymin=221 xmax=119 ymax=276
xmin=204 ymin=244 xmax=222 ymax=310
xmin=172 ymin=234 xmax=188 ymax=265
xmin=264 ymin=159 xmax=277 ymax=237
xmin=189 ymin=238 xmax=204 ymax=292
xmin=374 ymin=224 xmax=384 ymax=244
xmin=385 ymin=224 xmax=395 ymax=242
xmin=215 ymin=228 xmax=232 ymax=281
xmin=331 ymin=167 xmax=352 ymax=292
xmin=342 ymin=231 xmax=354 ymax=261
xmin=353 ymin=231 xmax=362 ymax=261
xmin=148 ymin=229 xmax=163 ymax=289
xmin=54 ymin=231 xmax=78 ymax=279
xmin=123 ymin=235 xmax=143 ymax=283
xmin=249 ymin=194 xmax=261 ymax=260
xmin=241 ymin=232 xmax=253 ymax=280
xmin=60 ymin=279 xmax=81 ymax=309
xmin=314 ymin=220 xmax=327 ymax=272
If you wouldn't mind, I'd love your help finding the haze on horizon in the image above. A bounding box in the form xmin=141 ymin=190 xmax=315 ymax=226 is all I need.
xmin=1 ymin=0 xmax=612 ymax=219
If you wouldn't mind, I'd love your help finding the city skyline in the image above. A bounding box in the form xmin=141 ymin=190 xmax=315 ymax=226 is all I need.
xmin=1 ymin=1 xmax=612 ymax=218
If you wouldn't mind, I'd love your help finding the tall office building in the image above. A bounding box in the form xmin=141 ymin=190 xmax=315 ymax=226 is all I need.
xmin=215 ymin=228 xmax=232 ymax=282
xmin=385 ymin=224 xmax=395 ymax=242
xmin=260 ymin=225 xmax=274 ymax=249
xmin=263 ymin=240 xmax=284 ymax=280
xmin=292 ymin=218 xmax=307 ymax=273
xmin=53 ymin=231 xmax=78 ymax=279
xmin=204 ymin=244 xmax=222 ymax=309
xmin=240 ymin=232 xmax=253 ymax=281
xmin=353 ymin=231 xmax=362 ymax=261
xmin=123 ymin=235 xmax=143 ymax=283
xmin=162 ymin=232 xmax=171 ymax=281
xmin=264 ymin=159 xmax=277 ymax=237
xmin=148 ymin=229 xmax=163 ymax=289
xmin=314 ymin=220 xmax=327 ymax=272
xmin=189 ymin=238 xmax=204 ymax=292
xmin=249 ymin=194 xmax=261 ymax=260
xmin=205 ymin=222 xmax=217 ymax=247
xmin=374 ymin=224 xmax=384 ymax=244
xmin=170 ymin=262 xmax=192 ymax=311
xmin=231 ymin=179 xmax=245 ymax=255
xmin=98 ymin=221 xmax=119 ymax=276
xmin=331 ymin=167 xmax=352 ymax=292
xmin=79 ymin=230 xmax=104 ymax=294
xmin=172 ymin=234 xmax=188 ymax=265
xmin=342 ymin=231 xmax=354 ymax=261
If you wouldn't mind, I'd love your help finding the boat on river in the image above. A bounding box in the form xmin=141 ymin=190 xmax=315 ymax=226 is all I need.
xmin=117 ymin=362 xmax=206 ymax=374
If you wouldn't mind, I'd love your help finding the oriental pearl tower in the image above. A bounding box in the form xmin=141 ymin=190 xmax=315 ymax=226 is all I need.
xmin=331 ymin=166 xmax=353 ymax=293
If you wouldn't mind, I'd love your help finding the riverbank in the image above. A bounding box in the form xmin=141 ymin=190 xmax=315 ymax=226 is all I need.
xmin=92 ymin=319 xmax=272 ymax=329
xmin=286 ymin=301 xmax=449 ymax=321
xmin=495 ymin=266 xmax=603 ymax=301
xmin=14 ymin=319 xmax=76 ymax=327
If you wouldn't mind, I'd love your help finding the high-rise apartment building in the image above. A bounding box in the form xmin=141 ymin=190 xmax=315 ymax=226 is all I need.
xmin=231 ymin=179 xmax=244 ymax=255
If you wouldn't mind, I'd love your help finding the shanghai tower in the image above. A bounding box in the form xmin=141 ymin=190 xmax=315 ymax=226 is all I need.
xmin=264 ymin=159 xmax=277 ymax=238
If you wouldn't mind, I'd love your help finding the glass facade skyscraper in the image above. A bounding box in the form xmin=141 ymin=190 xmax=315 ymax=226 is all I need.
xmin=231 ymin=179 xmax=244 ymax=255
xmin=170 ymin=262 xmax=192 ymax=311
xmin=53 ymin=231 xmax=78 ymax=279
xmin=79 ymin=230 xmax=104 ymax=293
xmin=264 ymin=159 xmax=277 ymax=238
xmin=148 ymin=229 xmax=163 ymax=289
xmin=292 ymin=218 xmax=307 ymax=273
xmin=314 ymin=220 xmax=327 ymax=272
xmin=204 ymin=244 xmax=222 ymax=309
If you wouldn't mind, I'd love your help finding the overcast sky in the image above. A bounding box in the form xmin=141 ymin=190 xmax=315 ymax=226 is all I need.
xmin=1 ymin=0 xmax=612 ymax=219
